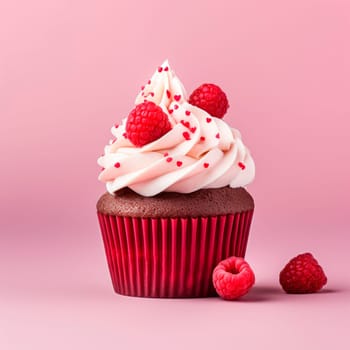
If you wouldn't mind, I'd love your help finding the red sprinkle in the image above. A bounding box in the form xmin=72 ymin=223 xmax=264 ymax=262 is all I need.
xmin=123 ymin=132 xmax=127 ymax=138
xmin=150 ymin=92 xmax=155 ymax=97
xmin=114 ymin=162 xmax=121 ymax=168
xmin=112 ymin=138 xmax=117 ymax=143
xmin=203 ymin=162 xmax=209 ymax=168
xmin=216 ymin=133 xmax=220 ymax=139
xmin=174 ymin=104 xmax=179 ymax=110
xmin=114 ymin=124 xmax=119 ymax=128
xmin=163 ymin=152 xmax=169 ymax=157
xmin=183 ymin=131 xmax=191 ymax=140
xmin=166 ymin=90 xmax=171 ymax=99
xmin=147 ymin=80 xmax=151 ymax=84
xmin=158 ymin=67 xmax=163 ymax=72
xmin=185 ymin=110 xmax=191 ymax=116
xmin=206 ymin=118 xmax=212 ymax=123
xmin=166 ymin=157 xmax=173 ymax=162
xmin=174 ymin=95 xmax=181 ymax=101
xmin=200 ymin=136 xmax=206 ymax=141
xmin=168 ymin=109 xmax=174 ymax=114
xmin=181 ymin=120 xmax=190 ymax=128
xmin=176 ymin=161 xmax=183 ymax=167
xmin=164 ymin=66 xmax=169 ymax=71
xmin=141 ymin=85 xmax=145 ymax=90
xmin=238 ymin=162 xmax=246 ymax=170
xmin=190 ymin=127 xmax=197 ymax=133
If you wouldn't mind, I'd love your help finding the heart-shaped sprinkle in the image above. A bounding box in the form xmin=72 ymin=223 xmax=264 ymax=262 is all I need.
xmin=183 ymin=131 xmax=191 ymax=140
xmin=174 ymin=104 xmax=179 ymax=110
xmin=166 ymin=157 xmax=173 ymax=162
xmin=185 ymin=110 xmax=191 ymax=116
xmin=238 ymin=162 xmax=246 ymax=170
xmin=216 ymin=133 xmax=220 ymax=139
xmin=206 ymin=118 xmax=212 ymax=123
xmin=147 ymin=80 xmax=151 ymax=84
xmin=190 ymin=127 xmax=197 ymax=133
xmin=163 ymin=152 xmax=169 ymax=157
xmin=181 ymin=120 xmax=190 ymax=128
xmin=176 ymin=161 xmax=183 ymax=167
xmin=203 ymin=163 xmax=209 ymax=168
xmin=200 ymin=136 xmax=206 ymax=141
xmin=174 ymin=95 xmax=181 ymax=101
xmin=158 ymin=67 xmax=163 ymax=72
xmin=164 ymin=66 xmax=169 ymax=71
xmin=168 ymin=109 xmax=173 ymax=114
xmin=114 ymin=162 xmax=121 ymax=168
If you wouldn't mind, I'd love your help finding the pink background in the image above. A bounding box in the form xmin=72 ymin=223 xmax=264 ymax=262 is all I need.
xmin=1 ymin=0 xmax=349 ymax=349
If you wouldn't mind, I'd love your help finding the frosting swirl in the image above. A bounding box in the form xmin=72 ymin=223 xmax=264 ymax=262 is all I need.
xmin=98 ymin=60 xmax=255 ymax=197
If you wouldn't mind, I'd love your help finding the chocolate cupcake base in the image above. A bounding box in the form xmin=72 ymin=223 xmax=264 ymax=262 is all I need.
xmin=97 ymin=187 xmax=254 ymax=298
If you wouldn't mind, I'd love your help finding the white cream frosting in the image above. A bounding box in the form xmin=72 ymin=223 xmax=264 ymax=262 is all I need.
xmin=98 ymin=60 xmax=255 ymax=196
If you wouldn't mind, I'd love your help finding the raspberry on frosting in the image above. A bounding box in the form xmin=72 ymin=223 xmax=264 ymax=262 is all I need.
xmin=189 ymin=83 xmax=229 ymax=118
xmin=126 ymin=101 xmax=172 ymax=147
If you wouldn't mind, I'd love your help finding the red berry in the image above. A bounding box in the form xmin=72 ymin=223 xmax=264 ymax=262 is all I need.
xmin=126 ymin=101 xmax=171 ymax=147
xmin=189 ymin=83 xmax=229 ymax=118
xmin=279 ymin=253 xmax=327 ymax=294
xmin=212 ymin=256 xmax=255 ymax=300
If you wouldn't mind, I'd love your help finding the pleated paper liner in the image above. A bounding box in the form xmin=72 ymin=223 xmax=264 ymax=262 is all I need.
xmin=97 ymin=210 xmax=254 ymax=298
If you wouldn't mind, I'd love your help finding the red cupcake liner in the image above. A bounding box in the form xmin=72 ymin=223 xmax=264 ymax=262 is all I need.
xmin=97 ymin=210 xmax=254 ymax=298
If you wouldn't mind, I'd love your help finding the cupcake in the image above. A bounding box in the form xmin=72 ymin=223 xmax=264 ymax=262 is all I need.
xmin=97 ymin=61 xmax=255 ymax=297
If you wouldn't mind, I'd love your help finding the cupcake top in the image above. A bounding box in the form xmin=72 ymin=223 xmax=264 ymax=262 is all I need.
xmin=98 ymin=61 xmax=255 ymax=197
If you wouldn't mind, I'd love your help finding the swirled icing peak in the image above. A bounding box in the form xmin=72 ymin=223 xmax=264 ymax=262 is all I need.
xmin=98 ymin=60 xmax=255 ymax=196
